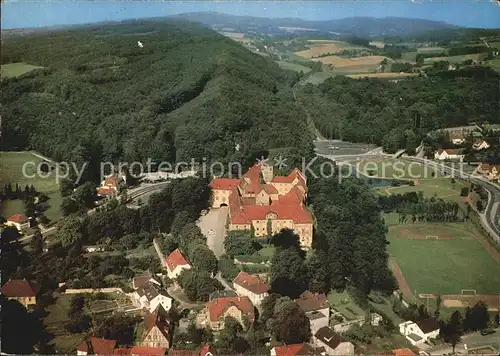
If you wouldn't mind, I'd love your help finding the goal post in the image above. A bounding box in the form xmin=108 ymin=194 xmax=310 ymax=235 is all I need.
xmin=461 ymin=289 xmax=477 ymax=295
xmin=425 ymin=235 xmax=439 ymax=240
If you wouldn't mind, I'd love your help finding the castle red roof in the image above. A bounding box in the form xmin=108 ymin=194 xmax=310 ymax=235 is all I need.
xmin=129 ymin=346 xmax=166 ymax=356
xmin=77 ymin=337 xmax=116 ymax=355
xmin=233 ymin=271 xmax=270 ymax=295
xmin=164 ymin=249 xmax=190 ymax=272
xmin=209 ymin=178 xmax=239 ymax=190
xmin=1 ymin=279 xmax=40 ymax=298
xmin=206 ymin=296 xmax=254 ymax=323
xmin=7 ymin=213 xmax=28 ymax=224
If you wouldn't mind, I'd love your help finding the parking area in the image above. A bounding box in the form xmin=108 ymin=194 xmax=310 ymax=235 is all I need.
xmin=197 ymin=206 xmax=228 ymax=258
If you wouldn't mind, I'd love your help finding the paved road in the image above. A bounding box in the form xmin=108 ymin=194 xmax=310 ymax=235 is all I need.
xmin=197 ymin=207 xmax=228 ymax=258
xmin=428 ymin=329 xmax=499 ymax=355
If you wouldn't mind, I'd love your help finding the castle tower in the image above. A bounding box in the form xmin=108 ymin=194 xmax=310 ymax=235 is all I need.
xmin=261 ymin=162 xmax=274 ymax=183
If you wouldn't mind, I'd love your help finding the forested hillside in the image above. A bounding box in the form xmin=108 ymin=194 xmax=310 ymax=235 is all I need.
xmin=297 ymin=68 xmax=499 ymax=153
xmin=1 ymin=19 xmax=313 ymax=181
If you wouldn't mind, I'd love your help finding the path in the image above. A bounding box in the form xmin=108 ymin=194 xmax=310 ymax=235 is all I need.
xmin=388 ymin=257 xmax=417 ymax=303
xmin=30 ymin=151 xmax=55 ymax=163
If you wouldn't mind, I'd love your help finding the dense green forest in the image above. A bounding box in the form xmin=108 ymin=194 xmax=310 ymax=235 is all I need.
xmin=297 ymin=67 xmax=499 ymax=153
xmin=1 ymin=19 xmax=313 ymax=182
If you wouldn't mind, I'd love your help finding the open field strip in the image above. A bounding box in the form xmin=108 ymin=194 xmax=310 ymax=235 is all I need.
xmin=1 ymin=62 xmax=43 ymax=78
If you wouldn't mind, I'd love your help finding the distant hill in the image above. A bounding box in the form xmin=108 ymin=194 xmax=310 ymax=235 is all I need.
xmin=170 ymin=12 xmax=457 ymax=37
xmin=0 ymin=19 xmax=314 ymax=177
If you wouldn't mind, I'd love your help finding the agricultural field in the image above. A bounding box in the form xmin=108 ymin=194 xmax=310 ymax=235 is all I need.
xmin=311 ymin=55 xmax=390 ymax=72
xmin=0 ymin=151 xmax=62 ymax=222
xmin=276 ymin=61 xmax=312 ymax=73
xmin=401 ymin=52 xmax=418 ymax=62
xmin=295 ymin=40 xmax=366 ymax=58
xmin=1 ymin=62 xmax=43 ymax=78
xmin=423 ymin=53 xmax=485 ymax=64
xmin=346 ymin=72 xmax=418 ymax=79
xmin=387 ymin=217 xmax=500 ymax=296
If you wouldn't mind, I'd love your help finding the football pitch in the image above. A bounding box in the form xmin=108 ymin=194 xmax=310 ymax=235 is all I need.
xmin=387 ymin=219 xmax=500 ymax=296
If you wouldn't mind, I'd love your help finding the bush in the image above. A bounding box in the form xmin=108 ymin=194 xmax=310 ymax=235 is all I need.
xmin=460 ymin=187 xmax=469 ymax=197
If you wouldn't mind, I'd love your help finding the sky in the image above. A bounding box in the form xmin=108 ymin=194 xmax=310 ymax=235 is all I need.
xmin=2 ymin=1 xmax=500 ymax=30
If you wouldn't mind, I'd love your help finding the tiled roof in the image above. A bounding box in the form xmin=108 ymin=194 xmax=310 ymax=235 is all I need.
xmin=272 ymin=344 xmax=316 ymax=356
xmin=209 ymin=178 xmax=239 ymax=190
xmin=295 ymin=291 xmax=328 ymax=313
xmin=416 ymin=318 xmax=440 ymax=334
xmin=132 ymin=273 xmax=153 ymax=290
xmin=233 ymin=271 xmax=270 ymax=295
xmin=1 ymin=279 xmax=40 ymax=298
xmin=263 ymin=184 xmax=278 ymax=194
xmin=77 ymin=337 xmax=117 ymax=355
xmin=165 ymin=249 xmax=190 ymax=272
xmin=104 ymin=174 xmax=120 ymax=188
xmin=392 ymin=348 xmax=416 ymax=356
xmin=314 ymin=326 xmax=344 ymax=350
xmin=129 ymin=346 xmax=166 ymax=356
xmin=7 ymin=213 xmax=28 ymax=223
xmin=206 ymin=296 xmax=254 ymax=323
xmin=437 ymin=148 xmax=463 ymax=155
xmin=199 ymin=344 xmax=212 ymax=356
xmin=143 ymin=306 xmax=171 ymax=341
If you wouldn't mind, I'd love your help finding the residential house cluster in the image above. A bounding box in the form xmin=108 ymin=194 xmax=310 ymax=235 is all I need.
xmin=77 ymin=337 xmax=213 ymax=356
xmin=210 ymin=163 xmax=314 ymax=248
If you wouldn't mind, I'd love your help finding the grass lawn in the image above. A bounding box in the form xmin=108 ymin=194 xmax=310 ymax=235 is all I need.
xmin=0 ymin=151 xmax=62 ymax=222
xmin=328 ymin=290 xmax=367 ymax=321
xmin=277 ymin=61 xmax=311 ymax=73
xmin=488 ymin=58 xmax=500 ymax=72
xmin=1 ymin=62 xmax=43 ymax=78
xmin=362 ymin=333 xmax=414 ymax=354
xmin=375 ymin=177 xmax=468 ymax=204
xmin=387 ymin=219 xmax=500 ymax=295
xmin=257 ymin=246 xmax=275 ymax=259
xmin=44 ymin=295 xmax=86 ymax=354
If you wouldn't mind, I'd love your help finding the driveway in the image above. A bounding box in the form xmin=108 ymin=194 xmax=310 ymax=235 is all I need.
xmin=197 ymin=207 xmax=228 ymax=258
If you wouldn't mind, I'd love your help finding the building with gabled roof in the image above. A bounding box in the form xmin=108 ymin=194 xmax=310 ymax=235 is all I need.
xmin=295 ymin=291 xmax=330 ymax=335
xmin=141 ymin=306 xmax=171 ymax=349
xmin=472 ymin=139 xmax=490 ymax=151
xmin=399 ymin=319 xmax=440 ymax=346
xmin=313 ymin=326 xmax=355 ymax=355
xmin=132 ymin=283 xmax=172 ymax=313
xmin=164 ymin=248 xmax=191 ymax=279
xmin=210 ymin=163 xmax=313 ymax=247
xmin=270 ymin=343 xmax=317 ymax=356
xmin=6 ymin=213 xmax=30 ymax=232
xmin=204 ymin=296 xmax=255 ymax=331
xmin=77 ymin=337 xmax=117 ymax=356
xmin=97 ymin=173 xmax=124 ymax=197
xmin=1 ymin=278 xmax=40 ymax=308
xmin=232 ymin=271 xmax=270 ymax=307
xmin=434 ymin=148 xmax=465 ymax=161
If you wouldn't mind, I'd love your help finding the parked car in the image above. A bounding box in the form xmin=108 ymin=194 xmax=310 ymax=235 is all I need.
xmin=201 ymin=209 xmax=208 ymax=216
xmin=480 ymin=328 xmax=495 ymax=336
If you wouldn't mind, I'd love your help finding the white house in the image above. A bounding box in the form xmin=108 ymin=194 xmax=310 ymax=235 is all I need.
xmin=132 ymin=283 xmax=172 ymax=313
xmin=232 ymin=271 xmax=270 ymax=307
xmin=313 ymin=326 xmax=355 ymax=355
xmin=6 ymin=214 xmax=30 ymax=232
xmin=399 ymin=319 xmax=440 ymax=346
xmin=295 ymin=291 xmax=330 ymax=335
xmin=83 ymin=245 xmax=104 ymax=253
xmin=472 ymin=139 xmax=490 ymax=151
xmin=477 ymin=163 xmax=500 ymax=182
xmin=164 ymin=248 xmax=191 ymax=280
xmin=451 ymin=132 xmax=467 ymax=145
xmin=434 ymin=148 xmax=465 ymax=161
xmin=371 ymin=312 xmax=383 ymax=326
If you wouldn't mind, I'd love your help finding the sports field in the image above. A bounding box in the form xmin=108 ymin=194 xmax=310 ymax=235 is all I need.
xmin=1 ymin=62 xmax=43 ymax=78
xmin=386 ymin=214 xmax=500 ymax=298
xmin=0 ymin=151 xmax=62 ymax=222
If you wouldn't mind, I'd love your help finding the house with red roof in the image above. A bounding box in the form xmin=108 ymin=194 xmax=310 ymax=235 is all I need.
xmin=6 ymin=213 xmax=29 ymax=232
xmin=77 ymin=337 xmax=117 ymax=356
xmin=434 ymin=148 xmax=465 ymax=161
xmin=203 ymin=296 xmax=255 ymax=331
xmin=477 ymin=163 xmax=500 ymax=182
xmin=1 ymin=278 xmax=40 ymax=308
xmin=232 ymin=271 xmax=270 ymax=307
xmin=114 ymin=345 xmax=166 ymax=356
xmin=164 ymin=248 xmax=192 ymax=279
xmin=97 ymin=173 xmax=124 ymax=197
xmin=270 ymin=343 xmax=317 ymax=356
xmin=210 ymin=163 xmax=313 ymax=248
xmin=140 ymin=306 xmax=171 ymax=349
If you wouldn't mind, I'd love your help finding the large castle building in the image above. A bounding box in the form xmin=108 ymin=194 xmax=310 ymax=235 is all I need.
xmin=210 ymin=163 xmax=313 ymax=248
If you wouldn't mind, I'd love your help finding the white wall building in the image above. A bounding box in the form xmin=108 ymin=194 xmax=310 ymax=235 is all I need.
xmin=232 ymin=271 xmax=270 ymax=307
xmin=164 ymin=248 xmax=192 ymax=280
xmin=399 ymin=319 xmax=440 ymax=346
xmin=132 ymin=283 xmax=173 ymax=313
